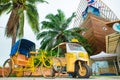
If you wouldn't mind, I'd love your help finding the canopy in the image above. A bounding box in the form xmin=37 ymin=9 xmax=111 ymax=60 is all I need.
xmin=10 ymin=39 xmax=36 ymax=57
xmin=90 ymin=51 xmax=118 ymax=61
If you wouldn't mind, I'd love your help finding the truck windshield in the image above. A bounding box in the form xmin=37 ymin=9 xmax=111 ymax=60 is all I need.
xmin=67 ymin=43 xmax=86 ymax=52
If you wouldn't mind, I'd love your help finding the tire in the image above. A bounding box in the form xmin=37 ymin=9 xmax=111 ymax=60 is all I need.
xmin=41 ymin=57 xmax=62 ymax=78
xmin=51 ymin=57 xmax=62 ymax=77
xmin=71 ymin=62 xmax=78 ymax=78
xmin=76 ymin=62 xmax=91 ymax=78
xmin=2 ymin=59 xmax=12 ymax=77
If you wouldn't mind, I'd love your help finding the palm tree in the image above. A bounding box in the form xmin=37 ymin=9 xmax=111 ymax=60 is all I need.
xmin=0 ymin=0 xmax=48 ymax=47
xmin=36 ymin=9 xmax=87 ymax=51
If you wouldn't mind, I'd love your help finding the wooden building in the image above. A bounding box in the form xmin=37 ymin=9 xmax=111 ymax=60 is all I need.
xmin=74 ymin=0 xmax=120 ymax=74
xmin=80 ymin=13 xmax=115 ymax=54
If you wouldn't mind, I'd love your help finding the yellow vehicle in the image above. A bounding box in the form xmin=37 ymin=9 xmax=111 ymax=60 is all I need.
xmin=52 ymin=39 xmax=92 ymax=78
xmin=2 ymin=39 xmax=62 ymax=78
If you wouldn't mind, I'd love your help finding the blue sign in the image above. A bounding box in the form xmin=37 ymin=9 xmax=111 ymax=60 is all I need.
xmin=113 ymin=23 xmax=120 ymax=33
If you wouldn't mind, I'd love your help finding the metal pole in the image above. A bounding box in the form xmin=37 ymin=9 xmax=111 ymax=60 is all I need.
xmin=113 ymin=60 xmax=118 ymax=75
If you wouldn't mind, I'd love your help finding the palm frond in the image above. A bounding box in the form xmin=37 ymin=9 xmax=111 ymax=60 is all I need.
xmin=40 ymin=39 xmax=49 ymax=49
xmin=37 ymin=30 xmax=58 ymax=40
xmin=41 ymin=21 xmax=61 ymax=31
xmin=43 ymin=10 xmax=66 ymax=30
xmin=63 ymin=31 xmax=74 ymax=41
xmin=62 ymin=12 xmax=76 ymax=29
xmin=0 ymin=0 xmax=10 ymax=4
xmin=17 ymin=8 xmax=24 ymax=38
xmin=45 ymin=14 xmax=59 ymax=27
xmin=41 ymin=21 xmax=54 ymax=29
xmin=36 ymin=0 xmax=48 ymax=3
xmin=38 ymin=30 xmax=59 ymax=50
xmin=36 ymin=31 xmax=48 ymax=40
xmin=68 ymin=27 xmax=86 ymax=32
xmin=26 ymin=3 xmax=39 ymax=33
xmin=27 ymin=0 xmax=48 ymax=4
xmin=56 ymin=9 xmax=65 ymax=28
xmin=57 ymin=9 xmax=65 ymax=21
xmin=40 ymin=35 xmax=53 ymax=50
xmin=67 ymin=12 xmax=76 ymax=22
xmin=0 ymin=2 xmax=11 ymax=15
xmin=45 ymin=13 xmax=54 ymax=20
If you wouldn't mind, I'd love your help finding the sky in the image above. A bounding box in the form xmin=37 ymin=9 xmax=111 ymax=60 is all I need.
xmin=0 ymin=0 xmax=120 ymax=66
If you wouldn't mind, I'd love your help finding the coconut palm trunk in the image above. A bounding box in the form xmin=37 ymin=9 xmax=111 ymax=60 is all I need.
xmin=6 ymin=8 xmax=19 ymax=47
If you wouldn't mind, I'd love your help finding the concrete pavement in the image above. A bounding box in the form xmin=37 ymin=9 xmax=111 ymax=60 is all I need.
xmin=0 ymin=76 xmax=120 ymax=80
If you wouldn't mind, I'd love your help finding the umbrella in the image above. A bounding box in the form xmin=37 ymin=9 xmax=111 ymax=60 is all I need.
xmin=90 ymin=51 xmax=118 ymax=61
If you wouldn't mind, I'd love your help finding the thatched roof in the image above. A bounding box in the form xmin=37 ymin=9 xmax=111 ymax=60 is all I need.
xmin=80 ymin=13 xmax=115 ymax=55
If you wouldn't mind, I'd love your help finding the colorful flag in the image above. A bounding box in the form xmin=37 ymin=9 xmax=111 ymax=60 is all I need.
xmin=86 ymin=0 xmax=96 ymax=6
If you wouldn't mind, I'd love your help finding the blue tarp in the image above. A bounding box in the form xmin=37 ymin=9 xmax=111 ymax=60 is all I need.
xmin=10 ymin=39 xmax=36 ymax=57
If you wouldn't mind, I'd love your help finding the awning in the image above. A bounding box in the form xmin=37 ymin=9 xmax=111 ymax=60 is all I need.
xmin=10 ymin=39 xmax=36 ymax=57
xmin=90 ymin=51 xmax=117 ymax=61
xmin=90 ymin=51 xmax=118 ymax=75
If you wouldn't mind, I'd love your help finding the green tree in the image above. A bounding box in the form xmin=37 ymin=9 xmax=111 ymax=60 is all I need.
xmin=0 ymin=0 xmax=48 ymax=47
xmin=36 ymin=9 xmax=87 ymax=51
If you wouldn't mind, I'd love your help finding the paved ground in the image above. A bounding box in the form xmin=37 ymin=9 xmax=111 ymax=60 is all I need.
xmin=0 ymin=76 xmax=120 ymax=80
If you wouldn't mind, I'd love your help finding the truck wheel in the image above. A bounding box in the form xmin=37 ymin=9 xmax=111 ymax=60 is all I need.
xmin=77 ymin=63 xmax=91 ymax=78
